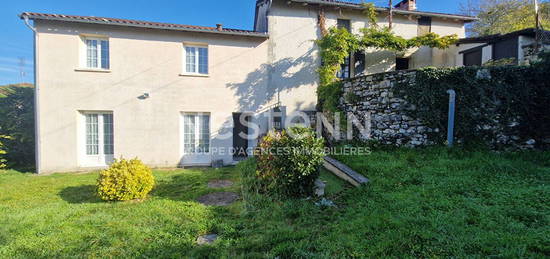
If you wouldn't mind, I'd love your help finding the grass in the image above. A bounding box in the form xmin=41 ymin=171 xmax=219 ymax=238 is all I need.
xmin=0 ymin=167 xmax=243 ymax=258
xmin=319 ymin=168 xmax=350 ymax=195
xmin=1 ymin=147 xmax=549 ymax=257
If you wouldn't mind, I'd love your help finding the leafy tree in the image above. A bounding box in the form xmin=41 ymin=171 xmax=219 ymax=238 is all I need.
xmin=0 ymin=84 xmax=35 ymax=169
xmin=462 ymin=0 xmax=550 ymax=36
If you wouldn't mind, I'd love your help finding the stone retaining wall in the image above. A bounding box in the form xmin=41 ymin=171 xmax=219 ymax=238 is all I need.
xmin=340 ymin=70 xmax=435 ymax=147
xmin=339 ymin=69 xmax=541 ymax=149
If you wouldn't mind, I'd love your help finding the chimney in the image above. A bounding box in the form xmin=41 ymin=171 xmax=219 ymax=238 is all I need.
xmin=216 ymin=24 xmax=223 ymax=31
xmin=395 ymin=0 xmax=417 ymax=11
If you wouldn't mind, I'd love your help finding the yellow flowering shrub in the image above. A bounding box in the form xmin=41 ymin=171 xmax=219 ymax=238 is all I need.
xmin=0 ymin=135 xmax=9 ymax=169
xmin=96 ymin=158 xmax=155 ymax=201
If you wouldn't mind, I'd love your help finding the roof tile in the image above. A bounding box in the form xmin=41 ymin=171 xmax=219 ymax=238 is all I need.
xmin=20 ymin=12 xmax=268 ymax=38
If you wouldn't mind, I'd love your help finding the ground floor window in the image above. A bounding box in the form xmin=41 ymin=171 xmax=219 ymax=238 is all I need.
xmin=81 ymin=112 xmax=114 ymax=166
xmin=183 ymin=113 xmax=210 ymax=154
xmin=337 ymin=55 xmax=351 ymax=79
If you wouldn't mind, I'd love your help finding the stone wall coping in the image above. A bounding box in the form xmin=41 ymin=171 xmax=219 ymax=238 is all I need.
xmin=344 ymin=69 xmax=419 ymax=82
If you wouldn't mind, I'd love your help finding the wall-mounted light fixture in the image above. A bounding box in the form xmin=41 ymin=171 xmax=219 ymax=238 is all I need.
xmin=138 ymin=93 xmax=150 ymax=100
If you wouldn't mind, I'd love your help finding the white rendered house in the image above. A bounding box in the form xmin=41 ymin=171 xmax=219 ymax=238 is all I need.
xmin=20 ymin=0 xmax=476 ymax=173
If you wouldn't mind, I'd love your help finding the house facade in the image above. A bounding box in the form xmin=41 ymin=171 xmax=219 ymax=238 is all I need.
xmin=21 ymin=0 xmax=476 ymax=173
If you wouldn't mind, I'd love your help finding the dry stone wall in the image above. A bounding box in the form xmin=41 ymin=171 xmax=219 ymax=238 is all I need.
xmin=340 ymin=70 xmax=436 ymax=147
xmin=338 ymin=69 xmax=543 ymax=149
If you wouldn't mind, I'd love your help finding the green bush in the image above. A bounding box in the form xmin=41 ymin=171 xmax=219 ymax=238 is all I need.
xmin=96 ymin=158 xmax=155 ymax=201
xmin=255 ymin=127 xmax=325 ymax=198
xmin=0 ymin=84 xmax=35 ymax=169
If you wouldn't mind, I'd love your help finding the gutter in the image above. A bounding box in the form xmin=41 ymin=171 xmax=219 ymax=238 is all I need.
xmin=21 ymin=14 xmax=41 ymax=174
xmin=288 ymin=0 xmax=479 ymax=22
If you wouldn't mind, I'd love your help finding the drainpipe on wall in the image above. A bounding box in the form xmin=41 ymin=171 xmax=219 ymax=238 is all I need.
xmin=447 ymin=90 xmax=456 ymax=148
xmin=22 ymin=15 xmax=41 ymax=174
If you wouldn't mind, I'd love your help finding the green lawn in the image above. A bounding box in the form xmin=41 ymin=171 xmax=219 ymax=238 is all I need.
xmin=0 ymin=167 xmax=244 ymax=258
xmin=1 ymin=147 xmax=549 ymax=257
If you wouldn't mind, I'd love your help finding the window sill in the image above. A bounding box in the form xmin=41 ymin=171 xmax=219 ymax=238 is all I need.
xmin=75 ymin=68 xmax=112 ymax=73
xmin=179 ymin=73 xmax=209 ymax=78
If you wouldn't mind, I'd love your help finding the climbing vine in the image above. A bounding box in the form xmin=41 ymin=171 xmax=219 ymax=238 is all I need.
xmin=361 ymin=3 xmax=378 ymax=27
xmin=316 ymin=3 xmax=458 ymax=114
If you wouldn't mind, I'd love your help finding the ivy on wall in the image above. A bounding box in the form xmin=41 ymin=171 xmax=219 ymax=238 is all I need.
xmin=394 ymin=52 xmax=550 ymax=148
xmin=316 ymin=3 xmax=458 ymax=115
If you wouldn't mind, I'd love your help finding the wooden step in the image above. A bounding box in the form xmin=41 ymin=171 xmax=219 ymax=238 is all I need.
xmin=323 ymin=156 xmax=369 ymax=187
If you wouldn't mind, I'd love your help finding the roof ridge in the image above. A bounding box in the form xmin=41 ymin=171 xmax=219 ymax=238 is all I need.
xmin=288 ymin=0 xmax=478 ymax=21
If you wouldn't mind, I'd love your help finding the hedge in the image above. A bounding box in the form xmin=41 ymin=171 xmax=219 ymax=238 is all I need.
xmin=0 ymin=84 xmax=35 ymax=169
xmin=395 ymin=52 xmax=550 ymax=149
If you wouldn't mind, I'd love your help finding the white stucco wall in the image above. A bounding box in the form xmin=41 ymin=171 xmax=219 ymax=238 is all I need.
xmin=429 ymin=18 xmax=467 ymax=68
xmin=35 ymin=20 xmax=270 ymax=173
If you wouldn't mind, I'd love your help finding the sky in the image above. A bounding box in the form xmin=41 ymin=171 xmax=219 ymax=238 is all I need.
xmin=0 ymin=0 xmax=468 ymax=85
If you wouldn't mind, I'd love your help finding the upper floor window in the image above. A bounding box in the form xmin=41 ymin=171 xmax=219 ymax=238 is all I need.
xmin=184 ymin=45 xmax=208 ymax=75
xmin=337 ymin=56 xmax=351 ymax=79
xmin=85 ymin=38 xmax=109 ymax=69
xmin=337 ymin=19 xmax=351 ymax=32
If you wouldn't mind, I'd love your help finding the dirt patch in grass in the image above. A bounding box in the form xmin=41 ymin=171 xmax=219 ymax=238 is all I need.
xmin=207 ymin=180 xmax=234 ymax=188
xmin=196 ymin=192 xmax=239 ymax=206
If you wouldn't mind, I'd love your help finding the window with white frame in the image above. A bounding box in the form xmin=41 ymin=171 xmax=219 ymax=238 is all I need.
xmin=85 ymin=38 xmax=110 ymax=69
xmin=183 ymin=46 xmax=208 ymax=75
xmin=183 ymin=113 xmax=210 ymax=154
xmin=82 ymin=112 xmax=114 ymax=162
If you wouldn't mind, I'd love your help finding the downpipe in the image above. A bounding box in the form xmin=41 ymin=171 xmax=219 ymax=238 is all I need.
xmin=22 ymin=15 xmax=41 ymax=173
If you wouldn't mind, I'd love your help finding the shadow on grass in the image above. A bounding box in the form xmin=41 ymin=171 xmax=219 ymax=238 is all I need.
xmin=59 ymin=185 xmax=102 ymax=204
xmin=152 ymin=174 xmax=205 ymax=202
xmin=152 ymin=169 xmax=238 ymax=203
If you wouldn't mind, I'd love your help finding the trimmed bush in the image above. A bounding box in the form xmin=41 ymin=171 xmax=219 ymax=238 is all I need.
xmin=255 ymin=127 xmax=325 ymax=198
xmin=96 ymin=158 xmax=155 ymax=201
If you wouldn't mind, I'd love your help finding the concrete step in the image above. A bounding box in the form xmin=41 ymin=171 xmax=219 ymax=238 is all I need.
xmin=323 ymin=156 xmax=369 ymax=187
